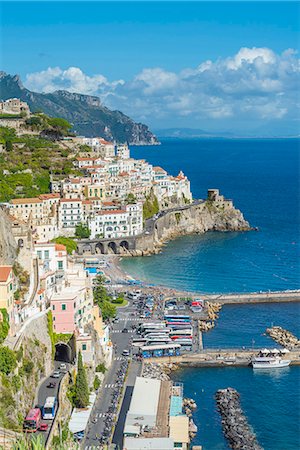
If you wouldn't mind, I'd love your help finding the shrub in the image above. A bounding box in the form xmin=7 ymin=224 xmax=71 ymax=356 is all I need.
xmin=22 ymin=358 xmax=34 ymax=375
xmin=93 ymin=375 xmax=101 ymax=391
xmin=0 ymin=309 xmax=10 ymax=344
xmin=95 ymin=362 xmax=106 ymax=374
xmin=0 ymin=346 xmax=17 ymax=375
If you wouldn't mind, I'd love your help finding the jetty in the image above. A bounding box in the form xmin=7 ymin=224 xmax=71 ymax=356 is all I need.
xmin=143 ymin=348 xmax=300 ymax=367
xmin=202 ymin=289 xmax=300 ymax=305
xmin=215 ymin=388 xmax=262 ymax=450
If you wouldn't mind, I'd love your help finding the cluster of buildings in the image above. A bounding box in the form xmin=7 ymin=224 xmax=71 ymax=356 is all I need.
xmin=123 ymin=377 xmax=192 ymax=450
xmin=3 ymin=120 xmax=192 ymax=242
xmin=0 ymin=98 xmax=30 ymax=116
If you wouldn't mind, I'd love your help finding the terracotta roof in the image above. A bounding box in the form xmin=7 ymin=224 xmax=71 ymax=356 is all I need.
xmin=96 ymin=209 xmax=126 ymax=215
xmin=153 ymin=166 xmax=167 ymax=173
xmin=99 ymin=138 xmax=113 ymax=145
xmin=82 ymin=200 xmax=92 ymax=205
xmin=60 ymin=198 xmax=82 ymax=203
xmin=0 ymin=266 xmax=12 ymax=282
xmin=39 ymin=193 xmax=60 ymax=200
xmin=10 ymin=198 xmax=42 ymax=204
xmin=55 ymin=244 xmax=66 ymax=251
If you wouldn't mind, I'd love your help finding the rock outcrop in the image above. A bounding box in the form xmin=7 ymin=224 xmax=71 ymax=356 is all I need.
xmin=0 ymin=209 xmax=17 ymax=264
xmin=216 ymin=388 xmax=262 ymax=450
xmin=133 ymin=194 xmax=251 ymax=256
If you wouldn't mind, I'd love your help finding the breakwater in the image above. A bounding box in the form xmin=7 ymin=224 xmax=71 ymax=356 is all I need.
xmin=266 ymin=326 xmax=300 ymax=349
xmin=202 ymin=290 xmax=300 ymax=305
xmin=215 ymin=388 xmax=262 ymax=450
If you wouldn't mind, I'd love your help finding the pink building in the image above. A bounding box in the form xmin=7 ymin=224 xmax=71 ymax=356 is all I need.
xmin=51 ymin=290 xmax=77 ymax=333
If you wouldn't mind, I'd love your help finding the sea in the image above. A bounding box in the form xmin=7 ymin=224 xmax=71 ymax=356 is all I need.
xmin=121 ymin=138 xmax=300 ymax=449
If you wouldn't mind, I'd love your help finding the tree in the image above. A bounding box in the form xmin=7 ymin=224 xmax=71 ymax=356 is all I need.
xmin=0 ymin=309 xmax=10 ymax=344
xmin=47 ymin=117 xmax=72 ymax=134
xmin=74 ymin=351 xmax=89 ymax=408
xmin=125 ymin=193 xmax=137 ymax=204
xmin=0 ymin=346 xmax=17 ymax=375
xmin=75 ymin=223 xmax=91 ymax=239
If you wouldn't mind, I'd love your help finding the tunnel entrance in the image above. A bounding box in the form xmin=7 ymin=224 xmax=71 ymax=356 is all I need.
xmin=55 ymin=342 xmax=73 ymax=363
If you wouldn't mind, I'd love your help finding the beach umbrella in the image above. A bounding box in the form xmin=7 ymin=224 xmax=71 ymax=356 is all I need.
xmin=280 ymin=348 xmax=290 ymax=353
xmin=272 ymin=348 xmax=280 ymax=353
xmin=261 ymin=348 xmax=269 ymax=353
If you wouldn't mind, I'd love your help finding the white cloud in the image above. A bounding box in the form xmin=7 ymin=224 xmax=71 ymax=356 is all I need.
xmin=24 ymin=47 xmax=300 ymax=130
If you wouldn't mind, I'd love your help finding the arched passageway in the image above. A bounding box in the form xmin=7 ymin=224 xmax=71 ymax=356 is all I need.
xmin=120 ymin=241 xmax=129 ymax=251
xmin=55 ymin=342 xmax=73 ymax=363
xmin=95 ymin=242 xmax=105 ymax=254
xmin=82 ymin=244 xmax=92 ymax=254
xmin=108 ymin=241 xmax=117 ymax=254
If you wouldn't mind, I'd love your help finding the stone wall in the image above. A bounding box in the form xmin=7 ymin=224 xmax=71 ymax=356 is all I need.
xmin=0 ymin=209 xmax=17 ymax=264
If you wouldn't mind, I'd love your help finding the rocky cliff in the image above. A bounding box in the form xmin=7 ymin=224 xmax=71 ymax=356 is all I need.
xmin=0 ymin=71 xmax=159 ymax=145
xmin=0 ymin=209 xmax=17 ymax=265
xmin=134 ymin=198 xmax=251 ymax=255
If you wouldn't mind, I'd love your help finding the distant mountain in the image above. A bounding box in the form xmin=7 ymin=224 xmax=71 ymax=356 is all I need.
xmin=0 ymin=71 xmax=159 ymax=145
xmin=155 ymin=127 xmax=235 ymax=139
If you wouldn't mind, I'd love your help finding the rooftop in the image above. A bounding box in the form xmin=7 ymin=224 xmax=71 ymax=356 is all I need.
xmin=0 ymin=266 xmax=12 ymax=283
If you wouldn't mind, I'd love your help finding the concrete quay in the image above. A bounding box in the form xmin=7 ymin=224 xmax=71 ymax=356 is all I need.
xmin=143 ymin=348 xmax=300 ymax=368
xmin=201 ymin=290 xmax=300 ymax=305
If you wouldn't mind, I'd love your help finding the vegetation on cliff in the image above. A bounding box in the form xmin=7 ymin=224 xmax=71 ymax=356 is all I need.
xmin=143 ymin=189 xmax=159 ymax=220
xmin=52 ymin=236 xmax=77 ymax=255
xmin=0 ymin=123 xmax=80 ymax=201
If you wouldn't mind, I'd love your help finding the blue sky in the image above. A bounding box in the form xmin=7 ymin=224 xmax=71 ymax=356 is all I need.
xmin=1 ymin=1 xmax=299 ymax=135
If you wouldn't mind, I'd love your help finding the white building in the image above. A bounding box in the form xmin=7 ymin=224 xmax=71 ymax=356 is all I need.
xmin=58 ymin=198 xmax=83 ymax=232
xmin=116 ymin=143 xmax=130 ymax=159
xmin=89 ymin=203 xmax=143 ymax=239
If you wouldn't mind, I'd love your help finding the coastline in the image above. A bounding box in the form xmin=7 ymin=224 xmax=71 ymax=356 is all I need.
xmin=104 ymin=254 xmax=300 ymax=304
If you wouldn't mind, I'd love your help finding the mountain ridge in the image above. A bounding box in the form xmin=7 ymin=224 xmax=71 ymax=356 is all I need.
xmin=0 ymin=71 xmax=159 ymax=145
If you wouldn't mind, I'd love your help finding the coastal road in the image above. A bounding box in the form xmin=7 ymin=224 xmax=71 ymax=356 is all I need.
xmin=36 ymin=361 xmax=71 ymax=444
xmin=82 ymin=301 xmax=142 ymax=449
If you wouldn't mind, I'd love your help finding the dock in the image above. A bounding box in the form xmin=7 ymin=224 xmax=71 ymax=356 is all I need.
xmin=202 ymin=290 xmax=300 ymax=305
xmin=143 ymin=348 xmax=300 ymax=367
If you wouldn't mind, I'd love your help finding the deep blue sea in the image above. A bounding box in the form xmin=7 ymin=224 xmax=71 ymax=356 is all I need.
xmin=122 ymin=139 xmax=300 ymax=293
xmin=121 ymin=139 xmax=300 ymax=449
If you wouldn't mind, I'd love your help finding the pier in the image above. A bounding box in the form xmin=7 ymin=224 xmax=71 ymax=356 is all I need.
xmin=202 ymin=290 xmax=300 ymax=305
xmin=143 ymin=348 xmax=300 ymax=367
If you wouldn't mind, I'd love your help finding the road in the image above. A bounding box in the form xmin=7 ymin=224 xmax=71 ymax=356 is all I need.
xmin=36 ymin=361 xmax=71 ymax=445
xmin=82 ymin=299 xmax=143 ymax=450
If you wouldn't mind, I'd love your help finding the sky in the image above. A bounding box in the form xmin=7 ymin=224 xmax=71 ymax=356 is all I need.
xmin=1 ymin=1 xmax=300 ymax=135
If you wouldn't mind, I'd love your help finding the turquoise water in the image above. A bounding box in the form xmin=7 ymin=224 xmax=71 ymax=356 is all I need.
xmin=122 ymin=139 xmax=300 ymax=448
xmin=172 ymin=366 xmax=300 ymax=450
xmin=122 ymin=139 xmax=300 ymax=293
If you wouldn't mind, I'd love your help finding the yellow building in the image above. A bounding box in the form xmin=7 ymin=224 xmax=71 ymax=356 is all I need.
xmin=0 ymin=266 xmax=15 ymax=334
xmin=84 ymin=184 xmax=106 ymax=199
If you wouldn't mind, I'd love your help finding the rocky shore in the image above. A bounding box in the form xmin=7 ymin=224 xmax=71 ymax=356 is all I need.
xmin=142 ymin=362 xmax=179 ymax=380
xmin=198 ymin=301 xmax=222 ymax=332
xmin=216 ymin=388 xmax=262 ymax=450
xmin=266 ymin=326 xmax=300 ymax=349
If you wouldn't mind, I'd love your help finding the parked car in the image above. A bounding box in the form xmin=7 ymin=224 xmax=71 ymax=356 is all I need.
xmin=39 ymin=423 xmax=49 ymax=432
xmin=122 ymin=349 xmax=130 ymax=356
xmin=59 ymin=363 xmax=67 ymax=370
xmin=47 ymin=382 xmax=56 ymax=388
xmin=51 ymin=371 xmax=60 ymax=378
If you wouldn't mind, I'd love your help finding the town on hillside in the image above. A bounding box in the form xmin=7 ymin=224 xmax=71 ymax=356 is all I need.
xmin=0 ymin=99 xmax=198 ymax=450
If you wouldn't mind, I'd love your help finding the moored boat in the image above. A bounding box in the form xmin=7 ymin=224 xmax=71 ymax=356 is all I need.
xmin=251 ymin=349 xmax=291 ymax=369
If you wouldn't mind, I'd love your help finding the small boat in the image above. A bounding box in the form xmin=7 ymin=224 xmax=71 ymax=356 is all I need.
xmin=251 ymin=350 xmax=291 ymax=369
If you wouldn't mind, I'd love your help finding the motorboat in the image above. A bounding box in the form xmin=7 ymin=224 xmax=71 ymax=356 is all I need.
xmin=251 ymin=349 xmax=291 ymax=369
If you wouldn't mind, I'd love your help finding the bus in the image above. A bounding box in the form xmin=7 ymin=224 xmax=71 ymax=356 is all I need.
xmin=166 ymin=322 xmax=192 ymax=330
xmin=42 ymin=397 xmax=57 ymax=420
xmin=140 ymin=343 xmax=181 ymax=358
xmin=164 ymin=315 xmax=191 ymax=322
xmin=169 ymin=328 xmax=193 ymax=337
xmin=23 ymin=408 xmax=42 ymax=433
xmin=138 ymin=322 xmax=166 ymax=334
